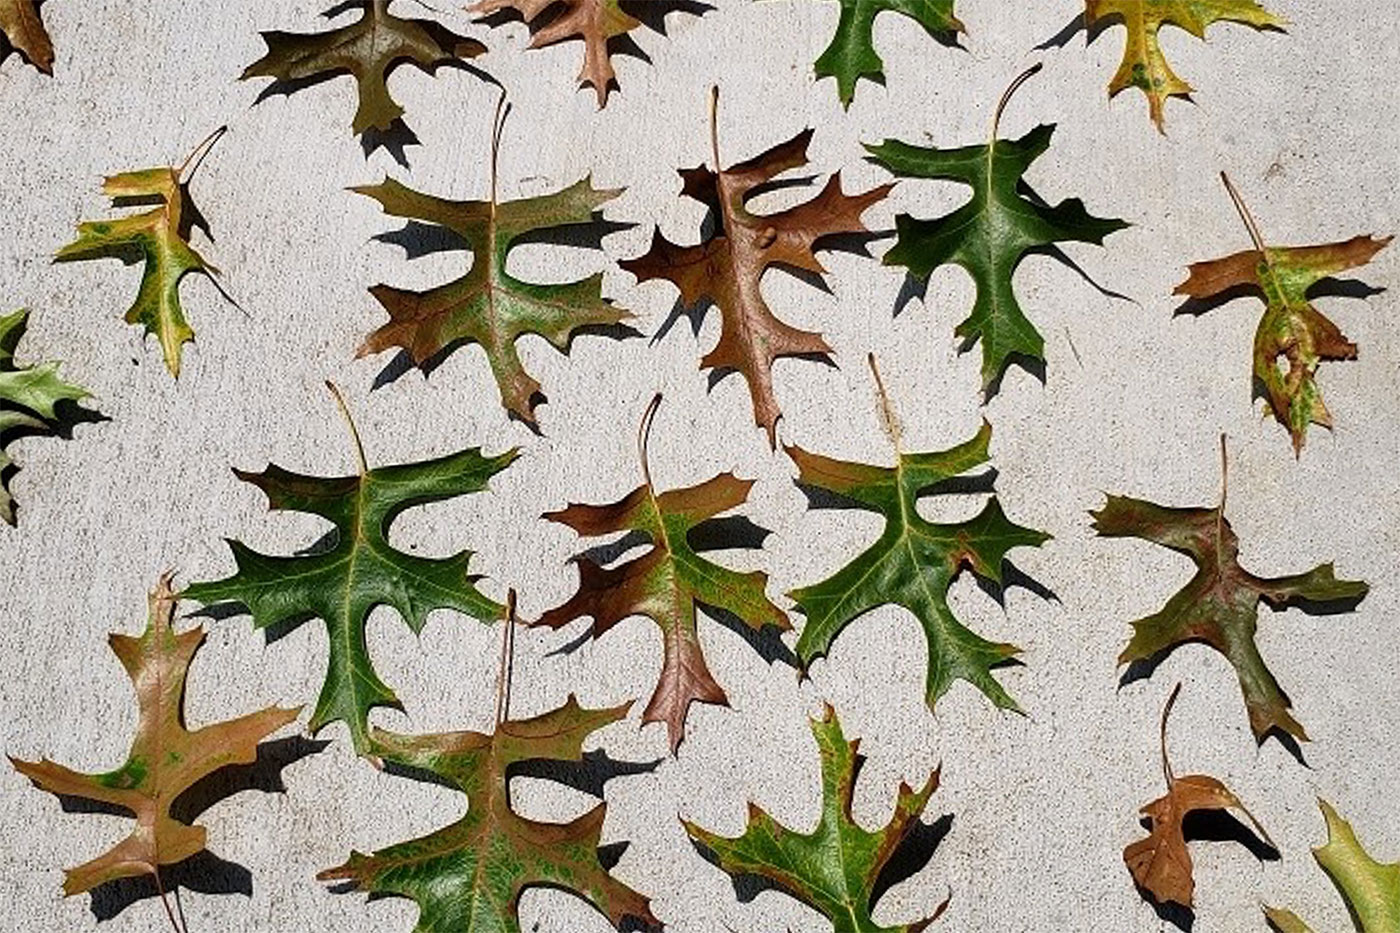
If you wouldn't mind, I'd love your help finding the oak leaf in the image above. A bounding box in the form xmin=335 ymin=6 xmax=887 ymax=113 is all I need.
xmin=1125 ymin=685 xmax=1274 ymax=910
xmin=538 ymin=395 xmax=789 ymax=752
xmin=623 ymin=91 xmax=889 ymax=445
xmin=0 ymin=308 xmax=90 ymax=526
xmin=472 ymin=0 xmax=703 ymax=105
xmin=185 ymin=389 xmax=515 ymax=756
xmin=1084 ymin=0 xmax=1285 ymax=131
xmin=1176 ymin=177 xmax=1391 ymax=453
xmin=867 ymin=66 xmax=1126 ymax=397
xmin=1091 ymin=440 xmax=1369 ymax=744
xmin=806 ymin=0 xmax=965 ymax=106
xmin=355 ymin=123 xmax=629 ymax=427
xmin=243 ymin=0 xmax=487 ymax=155
xmin=789 ymin=359 xmax=1050 ymax=716
xmin=320 ymin=697 xmax=657 ymax=933
xmin=54 ymin=131 xmax=233 ymax=378
xmin=9 ymin=575 xmax=301 ymax=896
xmin=0 ymin=0 xmax=52 ymax=72
xmin=685 ymin=707 xmax=948 ymax=932
xmin=1264 ymin=801 xmax=1400 ymax=933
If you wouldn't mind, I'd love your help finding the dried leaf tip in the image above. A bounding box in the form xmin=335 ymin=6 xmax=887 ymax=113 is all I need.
xmin=992 ymin=63 xmax=1043 ymax=142
xmin=708 ymin=85 xmax=722 ymax=171
xmin=1158 ymin=682 xmax=1182 ymax=787
xmin=177 ymin=125 xmax=229 ymax=184
xmin=495 ymin=589 xmax=518 ymax=727
xmin=1220 ymin=172 xmax=1267 ymax=253
xmin=637 ymin=392 xmax=663 ymax=490
xmin=866 ymin=354 xmax=903 ymax=452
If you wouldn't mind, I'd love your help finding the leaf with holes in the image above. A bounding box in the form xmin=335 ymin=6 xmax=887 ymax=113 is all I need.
xmin=185 ymin=398 xmax=515 ymax=756
xmin=9 ymin=575 xmax=301 ymax=897
xmin=1176 ymin=181 xmax=1390 ymax=453
xmin=1265 ymin=801 xmax=1400 ymax=933
xmin=538 ymin=397 xmax=789 ymax=752
xmin=320 ymin=697 xmax=656 ymax=933
xmin=623 ymin=93 xmax=889 ymax=444
xmin=1084 ymin=1 xmax=1285 ymax=130
xmin=1125 ymin=687 xmax=1274 ymax=909
xmin=867 ymin=67 xmax=1126 ymax=397
xmin=685 ymin=707 xmax=947 ymax=932
xmin=0 ymin=309 xmax=91 ymax=526
xmin=0 ymin=0 xmax=53 ymax=72
xmin=243 ymin=0 xmax=487 ymax=154
xmin=471 ymin=0 xmax=705 ymax=106
xmin=54 ymin=134 xmax=232 ymax=378
xmin=1091 ymin=447 xmax=1368 ymax=745
xmin=789 ymin=363 xmax=1050 ymax=716
xmin=355 ymin=160 xmax=628 ymax=427
xmin=804 ymin=0 xmax=965 ymax=106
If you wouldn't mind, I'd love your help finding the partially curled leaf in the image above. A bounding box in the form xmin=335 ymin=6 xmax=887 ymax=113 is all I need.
xmin=355 ymin=173 xmax=629 ymax=427
xmin=1264 ymin=801 xmax=1400 ymax=933
xmin=320 ymin=698 xmax=657 ymax=933
xmin=185 ymin=414 xmax=516 ymax=756
xmin=1092 ymin=481 xmax=1368 ymax=744
xmin=54 ymin=154 xmax=229 ymax=377
xmin=1085 ymin=0 xmax=1285 ymax=130
xmin=9 ymin=575 xmax=301 ymax=896
xmin=1177 ymin=230 xmax=1391 ymax=453
xmin=624 ymin=109 xmax=889 ymax=444
xmin=0 ymin=0 xmax=53 ymax=73
xmin=685 ymin=707 xmax=947 ymax=932
xmin=243 ymin=0 xmax=488 ymax=151
xmin=1126 ymin=686 xmax=1274 ymax=910
xmin=0 ymin=308 xmax=91 ymax=526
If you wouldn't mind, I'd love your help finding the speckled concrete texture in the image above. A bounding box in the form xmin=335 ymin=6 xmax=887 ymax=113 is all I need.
xmin=1 ymin=1 xmax=1397 ymax=931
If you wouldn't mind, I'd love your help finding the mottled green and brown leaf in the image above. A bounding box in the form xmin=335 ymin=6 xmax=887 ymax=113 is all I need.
xmin=320 ymin=698 xmax=656 ymax=933
xmin=1085 ymin=0 xmax=1285 ymax=130
xmin=685 ymin=708 xmax=947 ymax=932
xmin=9 ymin=575 xmax=301 ymax=896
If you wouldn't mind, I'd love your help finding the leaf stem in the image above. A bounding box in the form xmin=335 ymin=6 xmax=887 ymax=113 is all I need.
xmin=708 ymin=85 xmax=722 ymax=172
xmin=495 ymin=590 xmax=518 ymax=727
xmin=490 ymin=91 xmax=510 ymax=208
xmin=866 ymin=353 xmax=903 ymax=453
xmin=1218 ymin=433 xmax=1229 ymax=513
xmin=325 ymin=381 xmax=368 ymax=476
xmin=1220 ymin=172 xmax=1267 ymax=253
xmin=991 ymin=63 xmax=1043 ymax=144
xmin=1159 ymin=682 xmax=1182 ymax=788
xmin=637 ymin=393 xmax=663 ymax=491
xmin=152 ymin=869 xmax=186 ymax=933
xmin=177 ymin=125 xmax=229 ymax=185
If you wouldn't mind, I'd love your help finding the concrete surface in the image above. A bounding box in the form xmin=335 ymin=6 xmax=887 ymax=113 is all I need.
xmin=1 ymin=1 xmax=1397 ymax=931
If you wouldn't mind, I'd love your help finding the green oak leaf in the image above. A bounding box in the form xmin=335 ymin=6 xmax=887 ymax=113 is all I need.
xmin=1091 ymin=479 xmax=1368 ymax=744
xmin=320 ymin=697 xmax=657 ymax=933
xmin=55 ymin=162 xmax=227 ymax=377
xmin=1085 ymin=0 xmax=1285 ymax=131
xmin=809 ymin=0 xmax=965 ymax=106
xmin=242 ymin=0 xmax=488 ymax=153
xmin=789 ymin=410 xmax=1050 ymax=714
xmin=1265 ymin=801 xmax=1400 ymax=932
xmin=867 ymin=100 xmax=1126 ymax=396
xmin=685 ymin=707 xmax=947 ymax=932
xmin=354 ymin=174 xmax=629 ymax=428
xmin=185 ymin=427 xmax=516 ymax=756
xmin=0 ymin=309 xmax=90 ymax=526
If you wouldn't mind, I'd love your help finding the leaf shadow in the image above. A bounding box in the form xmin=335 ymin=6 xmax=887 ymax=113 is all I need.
xmin=77 ymin=735 xmax=327 ymax=921
xmin=1034 ymin=10 xmax=1115 ymax=51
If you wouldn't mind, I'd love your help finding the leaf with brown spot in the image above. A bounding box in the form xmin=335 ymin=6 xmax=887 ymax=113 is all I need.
xmin=242 ymin=0 xmax=488 ymax=155
xmin=472 ymin=0 xmax=703 ymax=106
xmin=9 ymin=575 xmax=301 ymax=897
xmin=1125 ymin=686 xmax=1274 ymax=910
xmin=536 ymin=395 xmax=789 ymax=752
xmin=623 ymin=91 xmax=888 ymax=445
xmin=1177 ymin=175 xmax=1391 ymax=453
xmin=1092 ymin=438 xmax=1369 ymax=745
xmin=0 ymin=0 xmax=53 ymax=73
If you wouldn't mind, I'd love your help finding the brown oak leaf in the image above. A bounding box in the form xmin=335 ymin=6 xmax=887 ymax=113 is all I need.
xmin=0 ymin=0 xmax=53 ymax=72
xmin=623 ymin=90 xmax=889 ymax=445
